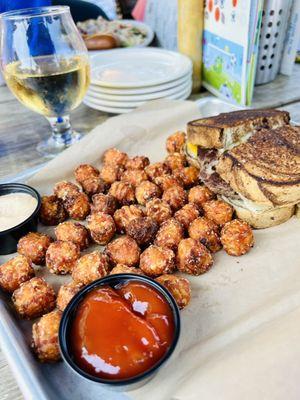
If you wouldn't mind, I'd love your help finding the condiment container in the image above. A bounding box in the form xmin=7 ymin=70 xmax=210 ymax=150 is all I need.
xmin=59 ymin=274 xmax=181 ymax=391
xmin=0 ymin=183 xmax=41 ymax=255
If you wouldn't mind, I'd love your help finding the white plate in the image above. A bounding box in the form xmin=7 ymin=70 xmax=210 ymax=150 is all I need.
xmin=83 ymin=86 xmax=192 ymax=113
xmin=83 ymin=98 xmax=134 ymax=113
xmin=89 ymin=73 xmax=192 ymax=94
xmin=85 ymin=83 xmax=192 ymax=108
xmin=88 ymin=19 xmax=154 ymax=50
xmin=87 ymin=79 xmax=192 ymax=102
xmin=90 ymin=48 xmax=192 ymax=88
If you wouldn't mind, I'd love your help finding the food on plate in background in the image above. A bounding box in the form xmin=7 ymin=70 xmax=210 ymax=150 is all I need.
xmin=82 ymin=33 xmax=120 ymax=50
xmin=77 ymin=17 xmax=149 ymax=49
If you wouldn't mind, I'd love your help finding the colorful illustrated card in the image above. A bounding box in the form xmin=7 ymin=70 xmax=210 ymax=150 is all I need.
xmin=202 ymin=0 xmax=262 ymax=106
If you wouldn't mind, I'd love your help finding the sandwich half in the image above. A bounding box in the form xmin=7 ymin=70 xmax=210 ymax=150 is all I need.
xmin=187 ymin=109 xmax=290 ymax=149
xmin=185 ymin=109 xmax=300 ymax=228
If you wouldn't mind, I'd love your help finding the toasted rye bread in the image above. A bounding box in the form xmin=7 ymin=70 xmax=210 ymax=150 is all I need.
xmin=217 ymin=126 xmax=300 ymax=207
xmin=232 ymin=202 xmax=295 ymax=229
xmin=296 ymin=204 xmax=300 ymax=218
xmin=187 ymin=109 xmax=290 ymax=149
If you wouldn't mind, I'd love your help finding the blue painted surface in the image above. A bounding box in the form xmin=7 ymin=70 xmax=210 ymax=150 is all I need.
xmin=0 ymin=0 xmax=51 ymax=13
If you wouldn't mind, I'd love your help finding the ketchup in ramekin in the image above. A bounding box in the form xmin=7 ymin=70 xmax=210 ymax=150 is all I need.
xmin=59 ymin=274 xmax=180 ymax=387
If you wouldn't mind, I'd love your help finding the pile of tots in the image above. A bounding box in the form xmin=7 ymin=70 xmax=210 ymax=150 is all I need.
xmin=0 ymin=131 xmax=254 ymax=363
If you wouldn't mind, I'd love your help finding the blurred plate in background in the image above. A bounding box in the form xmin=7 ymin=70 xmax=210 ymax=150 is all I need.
xmin=85 ymin=83 xmax=192 ymax=108
xmin=84 ymin=85 xmax=192 ymax=114
xmin=88 ymin=72 xmax=191 ymax=94
xmin=87 ymin=78 xmax=191 ymax=102
xmin=90 ymin=48 xmax=192 ymax=87
xmin=85 ymin=47 xmax=193 ymax=113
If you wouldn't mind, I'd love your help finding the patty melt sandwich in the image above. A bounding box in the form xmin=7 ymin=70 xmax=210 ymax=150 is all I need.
xmin=185 ymin=109 xmax=300 ymax=228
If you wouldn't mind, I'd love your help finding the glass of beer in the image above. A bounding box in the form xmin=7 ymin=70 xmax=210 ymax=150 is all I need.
xmin=0 ymin=6 xmax=90 ymax=157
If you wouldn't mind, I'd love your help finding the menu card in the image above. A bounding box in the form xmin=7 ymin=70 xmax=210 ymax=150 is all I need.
xmin=202 ymin=0 xmax=263 ymax=106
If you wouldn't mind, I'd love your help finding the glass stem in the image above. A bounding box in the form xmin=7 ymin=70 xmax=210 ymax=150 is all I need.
xmin=47 ymin=115 xmax=75 ymax=146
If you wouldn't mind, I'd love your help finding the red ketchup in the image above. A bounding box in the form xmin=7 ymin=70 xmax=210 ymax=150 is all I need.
xmin=70 ymin=281 xmax=175 ymax=380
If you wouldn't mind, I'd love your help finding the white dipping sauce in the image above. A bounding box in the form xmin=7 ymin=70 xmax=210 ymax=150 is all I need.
xmin=0 ymin=193 xmax=38 ymax=232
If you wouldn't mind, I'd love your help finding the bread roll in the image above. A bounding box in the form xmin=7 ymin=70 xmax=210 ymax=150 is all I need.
xmin=83 ymin=33 xmax=119 ymax=50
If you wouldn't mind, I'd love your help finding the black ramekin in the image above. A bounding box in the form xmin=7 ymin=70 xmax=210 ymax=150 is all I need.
xmin=59 ymin=273 xmax=181 ymax=391
xmin=0 ymin=183 xmax=41 ymax=255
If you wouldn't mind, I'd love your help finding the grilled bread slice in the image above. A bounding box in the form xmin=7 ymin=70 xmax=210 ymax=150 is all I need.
xmin=217 ymin=126 xmax=300 ymax=207
xmin=231 ymin=201 xmax=295 ymax=229
xmin=187 ymin=109 xmax=290 ymax=149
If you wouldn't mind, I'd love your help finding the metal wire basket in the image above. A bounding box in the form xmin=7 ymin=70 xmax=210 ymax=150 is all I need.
xmin=255 ymin=0 xmax=293 ymax=85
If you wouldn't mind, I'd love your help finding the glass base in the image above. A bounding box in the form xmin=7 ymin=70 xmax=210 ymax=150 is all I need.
xmin=37 ymin=130 xmax=82 ymax=158
xmin=37 ymin=115 xmax=83 ymax=158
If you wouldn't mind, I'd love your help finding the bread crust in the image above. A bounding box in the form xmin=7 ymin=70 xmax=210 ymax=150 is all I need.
xmin=187 ymin=109 xmax=290 ymax=149
xmin=217 ymin=126 xmax=300 ymax=206
xmin=232 ymin=203 xmax=295 ymax=229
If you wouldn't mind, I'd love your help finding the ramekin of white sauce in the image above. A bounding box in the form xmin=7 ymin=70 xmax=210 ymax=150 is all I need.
xmin=0 ymin=192 xmax=38 ymax=232
xmin=0 ymin=183 xmax=41 ymax=255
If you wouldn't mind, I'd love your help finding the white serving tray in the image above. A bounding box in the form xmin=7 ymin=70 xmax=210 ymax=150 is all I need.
xmin=0 ymin=97 xmax=241 ymax=400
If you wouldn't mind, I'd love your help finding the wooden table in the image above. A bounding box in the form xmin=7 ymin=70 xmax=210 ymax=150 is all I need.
xmin=0 ymin=65 xmax=300 ymax=399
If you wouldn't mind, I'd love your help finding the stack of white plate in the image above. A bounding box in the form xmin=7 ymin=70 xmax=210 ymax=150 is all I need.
xmin=84 ymin=48 xmax=193 ymax=114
